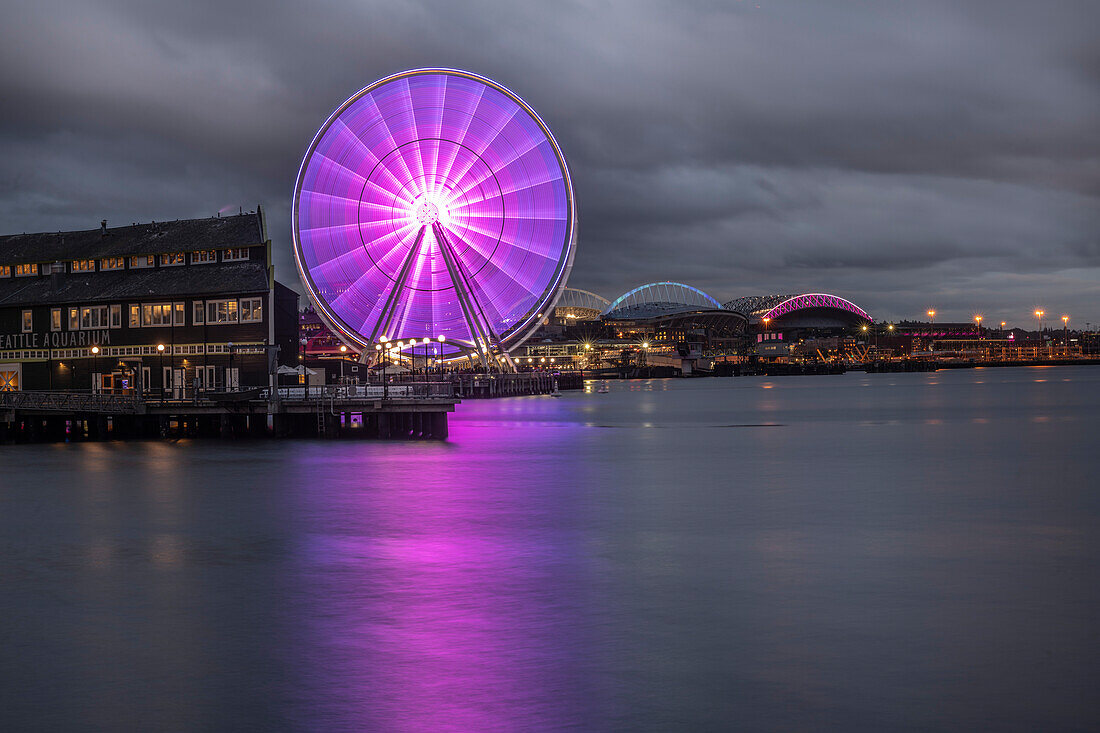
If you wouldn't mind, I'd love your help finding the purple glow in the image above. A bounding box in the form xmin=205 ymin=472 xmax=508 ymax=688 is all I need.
xmin=293 ymin=69 xmax=576 ymax=352
xmin=760 ymin=293 xmax=871 ymax=323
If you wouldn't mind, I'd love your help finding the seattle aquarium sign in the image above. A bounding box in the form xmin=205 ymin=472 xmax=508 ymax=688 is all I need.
xmin=0 ymin=330 xmax=112 ymax=350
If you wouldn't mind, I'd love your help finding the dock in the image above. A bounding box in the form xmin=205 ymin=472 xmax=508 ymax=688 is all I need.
xmin=0 ymin=383 xmax=458 ymax=443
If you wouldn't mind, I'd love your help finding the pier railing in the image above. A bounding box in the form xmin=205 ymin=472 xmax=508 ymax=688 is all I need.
xmin=263 ymin=382 xmax=456 ymax=401
xmin=0 ymin=391 xmax=140 ymax=414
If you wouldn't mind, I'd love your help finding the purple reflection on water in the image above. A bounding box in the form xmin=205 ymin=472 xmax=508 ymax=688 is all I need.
xmin=284 ymin=418 xmax=602 ymax=731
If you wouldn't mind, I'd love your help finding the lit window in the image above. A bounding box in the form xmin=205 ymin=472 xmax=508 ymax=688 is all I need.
xmin=51 ymin=308 xmax=61 ymax=332
xmin=71 ymin=259 xmax=95 ymax=273
xmin=222 ymin=248 xmax=249 ymax=262
xmin=130 ymin=255 xmax=155 ymax=269
xmin=128 ymin=304 xmax=140 ymax=328
xmin=205 ymin=299 xmax=239 ymax=324
xmin=160 ymin=253 xmax=185 ymax=266
xmin=174 ymin=302 xmax=186 ymax=326
xmin=22 ymin=310 xmax=32 ymax=333
xmin=140 ymin=303 xmax=175 ymax=326
xmin=80 ymin=306 xmax=109 ymax=329
xmin=0 ymin=265 xmax=10 ymax=277
xmin=240 ymin=297 xmax=263 ymax=323
xmin=70 ymin=308 xmax=80 ymax=330
xmin=101 ymin=257 xmax=125 ymax=271
xmin=15 ymin=263 xmax=37 ymax=277
xmin=191 ymin=250 xmax=217 ymax=264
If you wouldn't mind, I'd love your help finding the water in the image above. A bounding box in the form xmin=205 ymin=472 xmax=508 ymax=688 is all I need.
xmin=2 ymin=366 xmax=1098 ymax=732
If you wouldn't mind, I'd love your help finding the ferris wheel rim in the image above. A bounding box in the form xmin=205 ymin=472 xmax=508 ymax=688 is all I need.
xmin=291 ymin=68 xmax=577 ymax=353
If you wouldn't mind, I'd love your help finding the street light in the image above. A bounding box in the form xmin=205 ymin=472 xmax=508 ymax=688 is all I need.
xmin=927 ymin=309 xmax=936 ymax=353
xmin=90 ymin=345 xmax=99 ymax=392
xmin=157 ymin=344 xmax=165 ymax=399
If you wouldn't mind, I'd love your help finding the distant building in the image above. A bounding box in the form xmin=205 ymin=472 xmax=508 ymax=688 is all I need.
xmin=0 ymin=209 xmax=298 ymax=393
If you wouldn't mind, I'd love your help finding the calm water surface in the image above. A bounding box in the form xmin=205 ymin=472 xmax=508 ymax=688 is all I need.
xmin=2 ymin=367 xmax=1098 ymax=731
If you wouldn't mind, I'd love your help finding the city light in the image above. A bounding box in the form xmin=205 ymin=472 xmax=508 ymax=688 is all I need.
xmin=90 ymin=346 xmax=99 ymax=355
xmin=339 ymin=344 xmax=347 ymax=353
xmin=157 ymin=344 xmax=164 ymax=352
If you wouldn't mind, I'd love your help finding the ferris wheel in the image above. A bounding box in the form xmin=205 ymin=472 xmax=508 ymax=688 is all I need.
xmin=292 ymin=68 xmax=577 ymax=366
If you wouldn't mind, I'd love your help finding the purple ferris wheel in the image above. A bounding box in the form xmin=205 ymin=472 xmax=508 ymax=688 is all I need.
xmin=292 ymin=68 xmax=577 ymax=365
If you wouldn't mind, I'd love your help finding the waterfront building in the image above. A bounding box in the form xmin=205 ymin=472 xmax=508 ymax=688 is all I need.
xmin=0 ymin=210 xmax=299 ymax=393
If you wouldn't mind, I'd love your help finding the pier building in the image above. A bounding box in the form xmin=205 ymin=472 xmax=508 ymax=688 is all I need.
xmin=0 ymin=210 xmax=299 ymax=394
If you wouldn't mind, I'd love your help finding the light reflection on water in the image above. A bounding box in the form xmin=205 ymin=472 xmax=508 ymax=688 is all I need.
xmin=1 ymin=366 xmax=1099 ymax=731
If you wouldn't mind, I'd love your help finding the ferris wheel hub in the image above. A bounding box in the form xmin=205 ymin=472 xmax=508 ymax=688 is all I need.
xmin=413 ymin=199 xmax=440 ymax=226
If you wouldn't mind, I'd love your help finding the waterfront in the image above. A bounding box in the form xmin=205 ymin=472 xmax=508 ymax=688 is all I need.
xmin=2 ymin=367 xmax=1098 ymax=731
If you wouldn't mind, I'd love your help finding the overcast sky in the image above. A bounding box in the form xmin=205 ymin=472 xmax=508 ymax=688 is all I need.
xmin=2 ymin=0 xmax=1097 ymax=324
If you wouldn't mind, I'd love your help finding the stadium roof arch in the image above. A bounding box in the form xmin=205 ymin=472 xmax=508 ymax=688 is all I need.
xmin=604 ymin=281 xmax=746 ymax=335
xmin=604 ymin=282 xmax=722 ymax=319
xmin=553 ymin=288 xmax=611 ymax=320
xmin=723 ymin=293 xmax=871 ymax=328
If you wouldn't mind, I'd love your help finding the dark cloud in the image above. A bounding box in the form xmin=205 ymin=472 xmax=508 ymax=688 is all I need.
xmin=1 ymin=0 xmax=1097 ymax=323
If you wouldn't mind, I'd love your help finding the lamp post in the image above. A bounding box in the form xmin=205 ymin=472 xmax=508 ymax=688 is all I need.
xmin=90 ymin=345 xmax=99 ymax=393
xmin=379 ymin=335 xmax=389 ymax=399
xmin=1035 ymin=310 xmax=1044 ymax=357
xmin=157 ymin=344 xmax=165 ymax=401
xmin=926 ymin=309 xmax=935 ymax=354
xmin=437 ymin=335 xmax=445 ymax=380
xmin=339 ymin=344 xmax=347 ymax=384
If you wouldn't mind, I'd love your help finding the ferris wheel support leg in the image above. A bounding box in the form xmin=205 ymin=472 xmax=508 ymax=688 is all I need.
xmin=367 ymin=225 xmax=428 ymax=346
xmin=432 ymin=224 xmax=505 ymax=369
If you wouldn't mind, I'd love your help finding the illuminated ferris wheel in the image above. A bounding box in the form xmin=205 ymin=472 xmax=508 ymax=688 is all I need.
xmin=292 ymin=68 xmax=577 ymax=366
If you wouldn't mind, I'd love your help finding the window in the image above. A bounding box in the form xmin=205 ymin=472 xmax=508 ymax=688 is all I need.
xmin=130 ymin=255 xmax=155 ymax=269
xmin=110 ymin=304 xmax=122 ymax=328
xmin=101 ymin=257 xmax=125 ymax=271
xmin=191 ymin=250 xmax=217 ymax=264
xmin=206 ymin=299 xmax=239 ymax=324
xmin=141 ymin=303 xmax=174 ymax=326
xmin=174 ymin=302 xmax=186 ymax=326
xmin=160 ymin=253 xmax=184 ymax=267
xmin=51 ymin=308 xmax=62 ymax=332
xmin=72 ymin=259 xmax=95 ymax=272
xmin=222 ymin=248 xmax=249 ymax=262
xmin=240 ymin=297 xmax=263 ymax=323
xmin=80 ymin=306 xmax=109 ymax=329
xmin=22 ymin=310 xmax=32 ymax=333
xmin=0 ymin=265 xmax=10 ymax=277
xmin=70 ymin=307 xmax=80 ymax=330
xmin=15 ymin=263 xmax=37 ymax=277
xmin=193 ymin=301 xmax=205 ymax=325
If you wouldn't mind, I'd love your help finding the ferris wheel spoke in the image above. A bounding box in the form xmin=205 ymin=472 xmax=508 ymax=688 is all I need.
xmin=329 ymin=119 xmax=410 ymax=195
xmin=433 ymin=224 xmax=504 ymax=356
xmin=363 ymin=225 xmax=428 ymax=344
xmin=442 ymin=226 xmax=542 ymax=301
xmin=435 ymin=85 xmax=487 ymax=191
xmin=447 ymin=221 xmax=560 ymax=261
xmin=445 ymin=137 xmax=548 ymax=202
xmin=360 ymin=95 xmax=419 ymax=193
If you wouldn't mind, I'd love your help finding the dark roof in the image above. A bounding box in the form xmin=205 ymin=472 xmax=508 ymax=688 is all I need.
xmin=0 ymin=261 xmax=270 ymax=307
xmin=0 ymin=212 xmax=264 ymax=266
